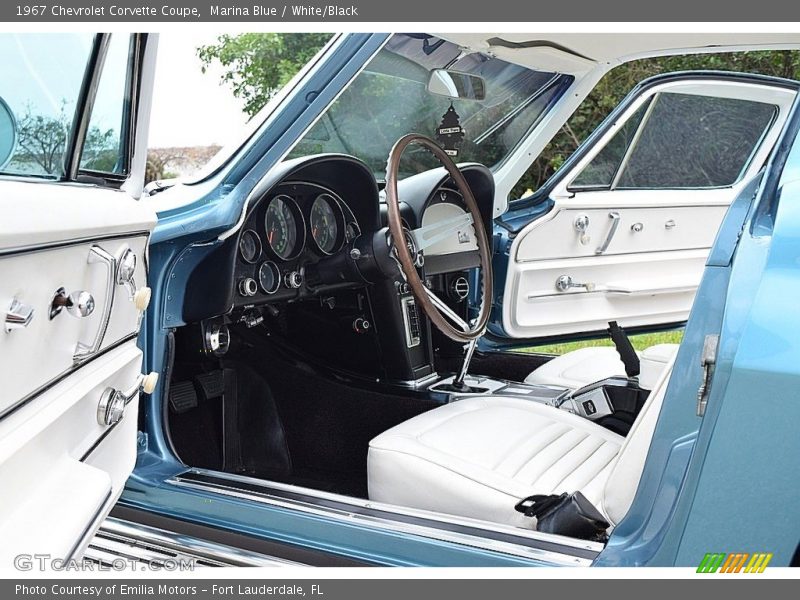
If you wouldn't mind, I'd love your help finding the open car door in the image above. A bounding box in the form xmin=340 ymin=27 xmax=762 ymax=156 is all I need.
xmin=0 ymin=33 xmax=157 ymax=562
xmin=495 ymin=72 xmax=798 ymax=340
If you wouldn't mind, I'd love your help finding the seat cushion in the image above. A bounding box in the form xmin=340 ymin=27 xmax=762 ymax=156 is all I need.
xmin=368 ymin=397 xmax=624 ymax=528
xmin=524 ymin=347 xmax=628 ymax=389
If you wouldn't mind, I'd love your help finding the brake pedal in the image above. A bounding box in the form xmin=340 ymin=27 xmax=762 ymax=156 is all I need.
xmin=195 ymin=370 xmax=225 ymax=400
xmin=169 ymin=381 xmax=198 ymax=414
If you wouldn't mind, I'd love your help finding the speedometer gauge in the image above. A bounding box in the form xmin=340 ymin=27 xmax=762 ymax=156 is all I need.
xmin=310 ymin=194 xmax=343 ymax=255
xmin=264 ymin=195 xmax=303 ymax=260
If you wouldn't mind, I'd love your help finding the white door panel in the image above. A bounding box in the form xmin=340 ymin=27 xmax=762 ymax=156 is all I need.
xmin=506 ymin=250 xmax=706 ymax=338
xmin=1 ymin=228 xmax=150 ymax=410
xmin=0 ymin=33 xmax=158 ymax=560
xmin=0 ymin=342 xmax=142 ymax=562
xmin=515 ymin=201 xmax=728 ymax=262
xmin=501 ymin=75 xmax=796 ymax=339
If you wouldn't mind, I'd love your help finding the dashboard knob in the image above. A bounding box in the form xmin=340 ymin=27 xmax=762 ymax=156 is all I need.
xmin=353 ymin=317 xmax=371 ymax=334
xmin=285 ymin=271 xmax=303 ymax=289
xmin=238 ymin=278 xmax=257 ymax=297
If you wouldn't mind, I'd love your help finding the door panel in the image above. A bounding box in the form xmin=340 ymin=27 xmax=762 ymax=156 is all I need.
xmin=501 ymin=75 xmax=797 ymax=340
xmin=1 ymin=231 xmax=149 ymax=409
xmin=0 ymin=343 xmax=142 ymax=561
xmin=0 ymin=33 xmax=157 ymax=561
xmin=514 ymin=201 xmax=729 ymax=261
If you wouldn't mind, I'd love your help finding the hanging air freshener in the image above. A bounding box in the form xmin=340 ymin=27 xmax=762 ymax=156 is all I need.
xmin=436 ymin=102 xmax=465 ymax=157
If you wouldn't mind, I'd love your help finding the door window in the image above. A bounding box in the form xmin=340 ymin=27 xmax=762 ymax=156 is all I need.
xmin=0 ymin=33 xmax=95 ymax=178
xmin=0 ymin=33 xmax=136 ymax=182
xmin=79 ymin=34 xmax=136 ymax=176
xmin=568 ymin=92 xmax=778 ymax=191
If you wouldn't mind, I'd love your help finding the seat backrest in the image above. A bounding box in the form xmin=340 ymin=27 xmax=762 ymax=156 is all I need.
xmin=600 ymin=354 xmax=676 ymax=525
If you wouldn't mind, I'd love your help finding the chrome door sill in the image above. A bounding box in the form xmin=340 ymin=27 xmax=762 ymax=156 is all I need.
xmin=169 ymin=468 xmax=602 ymax=566
xmin=85 ymin=516 xmax=304 ymax=567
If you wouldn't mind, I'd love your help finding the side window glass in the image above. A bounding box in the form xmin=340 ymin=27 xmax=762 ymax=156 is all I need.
xmin=79 ymin=34 xmax=134 ymax=176
xmin=0 ymin=33 xmax=94 ymax=178
xmin=569 ymin=100 xmax=650 ymax=190
xmin=569 ymin=91 xmax=777 ymax=191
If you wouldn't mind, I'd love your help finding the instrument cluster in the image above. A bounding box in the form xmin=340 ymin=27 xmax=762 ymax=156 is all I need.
xmin=234 ymin=181 xmax=361 ymax=304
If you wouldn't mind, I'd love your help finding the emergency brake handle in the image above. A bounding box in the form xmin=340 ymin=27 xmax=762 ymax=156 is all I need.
xmin=607 ymin=321 xmax=640 ymax=378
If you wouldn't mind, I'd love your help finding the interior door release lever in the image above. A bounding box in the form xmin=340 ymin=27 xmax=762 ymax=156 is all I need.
xmin=596 ymin=211 xmax=621 ymax=255
xmin=556 ymin=275 xmax=595 ymax=292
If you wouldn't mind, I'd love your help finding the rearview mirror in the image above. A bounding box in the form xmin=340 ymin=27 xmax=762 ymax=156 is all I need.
xmin=0 ymin=96 xmax=17 ymax=169
xmin=427 ymin=69 xmax=486 ymax=101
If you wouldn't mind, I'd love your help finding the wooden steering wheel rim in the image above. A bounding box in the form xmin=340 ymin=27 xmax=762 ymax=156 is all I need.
xmin=384 ymin=133 xmax=493 ymax=343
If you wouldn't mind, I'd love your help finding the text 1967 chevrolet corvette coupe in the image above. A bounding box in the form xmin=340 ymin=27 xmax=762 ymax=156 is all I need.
xmin=0 ymin=32 xmax=799 ymax=567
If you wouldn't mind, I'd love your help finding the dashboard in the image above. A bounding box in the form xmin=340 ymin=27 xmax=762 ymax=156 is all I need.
xmin=182 ymin=153 xmax=495 ymax=382
xmin=233 ymin=181 xmax=362 ymax=305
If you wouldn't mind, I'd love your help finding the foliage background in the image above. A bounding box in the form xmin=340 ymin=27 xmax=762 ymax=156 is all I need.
xmin=197 ymin=34 xmax=800 ymax=197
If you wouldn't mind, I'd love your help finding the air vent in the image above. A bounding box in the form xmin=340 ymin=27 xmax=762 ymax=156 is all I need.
xmin=450 ymin=276 xmax=470 ymax=302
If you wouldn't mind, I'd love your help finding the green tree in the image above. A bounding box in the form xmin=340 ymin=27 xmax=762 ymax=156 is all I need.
xmin=196 ymin=36 xmax=800 ymax=197
xmin=12 ymin=101 xmax=118 ymax=176
xmin=197 ymin=33 xmax=332 ymax=118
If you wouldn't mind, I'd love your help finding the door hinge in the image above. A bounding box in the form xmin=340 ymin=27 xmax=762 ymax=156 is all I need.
xmin=697 ymin=334 xmax=719 ymax=417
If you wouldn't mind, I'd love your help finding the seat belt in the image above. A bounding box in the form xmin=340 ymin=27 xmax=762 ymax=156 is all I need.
xmin=607 ymin=321 xmax=640 ymax=378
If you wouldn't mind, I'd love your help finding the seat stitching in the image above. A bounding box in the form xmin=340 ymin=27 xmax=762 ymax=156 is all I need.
xmin=547 ymin=439 xmax=618 ymax=491
xmin=504 ymin=424 xmax=571 ymax=476
xmin=516 ymin=430 xmax=590 ymax=484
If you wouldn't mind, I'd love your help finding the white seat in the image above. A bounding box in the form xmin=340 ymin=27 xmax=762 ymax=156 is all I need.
xmin=368 ymin=357 xmax=674 ymax=529
xmin=525 ymin=343 xmax=678 ymax=390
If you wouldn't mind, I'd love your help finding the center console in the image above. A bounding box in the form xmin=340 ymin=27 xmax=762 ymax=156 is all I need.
xmin=427 ymin=373 xmax=650 ymax=436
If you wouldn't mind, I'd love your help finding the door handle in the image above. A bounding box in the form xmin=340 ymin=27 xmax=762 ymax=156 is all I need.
xmin=4 ymin=298 xmax=34 ymax=333
xmin=595 ymin=211 xmax=621 ymax=255
xmin=74 ymin=245 xmax=118 ymax=364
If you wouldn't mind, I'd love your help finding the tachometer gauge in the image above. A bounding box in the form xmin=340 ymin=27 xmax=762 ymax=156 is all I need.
xmin=310 ymin=193 xmax=343 ymax=255
xmin=264 ymin=195 xmax=303 ymax=260
xmin=239 ymin=229 xmax=261 ymax=264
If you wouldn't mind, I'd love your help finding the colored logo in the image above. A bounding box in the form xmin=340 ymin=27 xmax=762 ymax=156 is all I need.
xmin=697 ymin=552 xmax=772 ymax=573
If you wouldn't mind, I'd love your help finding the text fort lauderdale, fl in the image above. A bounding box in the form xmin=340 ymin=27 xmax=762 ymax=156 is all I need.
xmin=211 ymin=4 xmax=359 ymax=16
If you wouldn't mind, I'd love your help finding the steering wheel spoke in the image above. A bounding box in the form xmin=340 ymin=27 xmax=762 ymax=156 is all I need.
xmin=384 ymin=134 xmax=493 ymax=343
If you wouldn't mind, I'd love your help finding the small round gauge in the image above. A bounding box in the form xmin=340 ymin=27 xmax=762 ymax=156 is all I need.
xmin=258 ymin=261 xmax=281 ymax=294
xmin=264 ymin=195 xmax=303 ymax=260
xmin=309 ymin=193 xmax=343 ymax=255
xmin=239 ymin=229 xmax=261 ymax=264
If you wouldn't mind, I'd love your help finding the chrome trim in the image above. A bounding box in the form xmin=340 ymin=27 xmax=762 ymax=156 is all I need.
xmin=594 ymin=211 xmax=621 ymax=255
xmin=392 ymin=371 xmax=440 ymax=390
xmin=74 ymin=244 xmax=119 ymax=363
xmin=0 ymin=230 xmax=151 ymax=258
xmin=169 ymin=469 xmax=600 ymax=566
xmin=86 ymin=517 xmax=303 ymax=567
xmin=265 ymin=194 xmax=307 ymax=261
xmin=4 ymin=298 xmax=34 ymax=332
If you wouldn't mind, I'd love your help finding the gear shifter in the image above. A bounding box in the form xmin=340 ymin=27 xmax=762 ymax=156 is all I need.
xmin=433 ymin=317 xmax=487 ymax=394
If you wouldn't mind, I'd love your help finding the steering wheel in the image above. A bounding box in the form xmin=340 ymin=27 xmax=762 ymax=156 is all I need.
xmin=384 ymin=133 xmax=493 ymax=343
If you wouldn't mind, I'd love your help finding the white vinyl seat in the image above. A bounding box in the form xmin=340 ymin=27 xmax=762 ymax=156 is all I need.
xmin=525 ymin=343 xmax=679 ymax=390
xmin=368 ymin=357 xmax=674 ymax=529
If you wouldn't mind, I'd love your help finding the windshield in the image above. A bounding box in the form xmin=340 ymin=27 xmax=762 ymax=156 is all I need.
xmin=289 ymin=34 xmax=567 ymax=180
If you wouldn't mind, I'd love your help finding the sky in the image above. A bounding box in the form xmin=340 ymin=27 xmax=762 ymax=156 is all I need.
xmin=148 ymin=33 xmax=250 ymax=149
